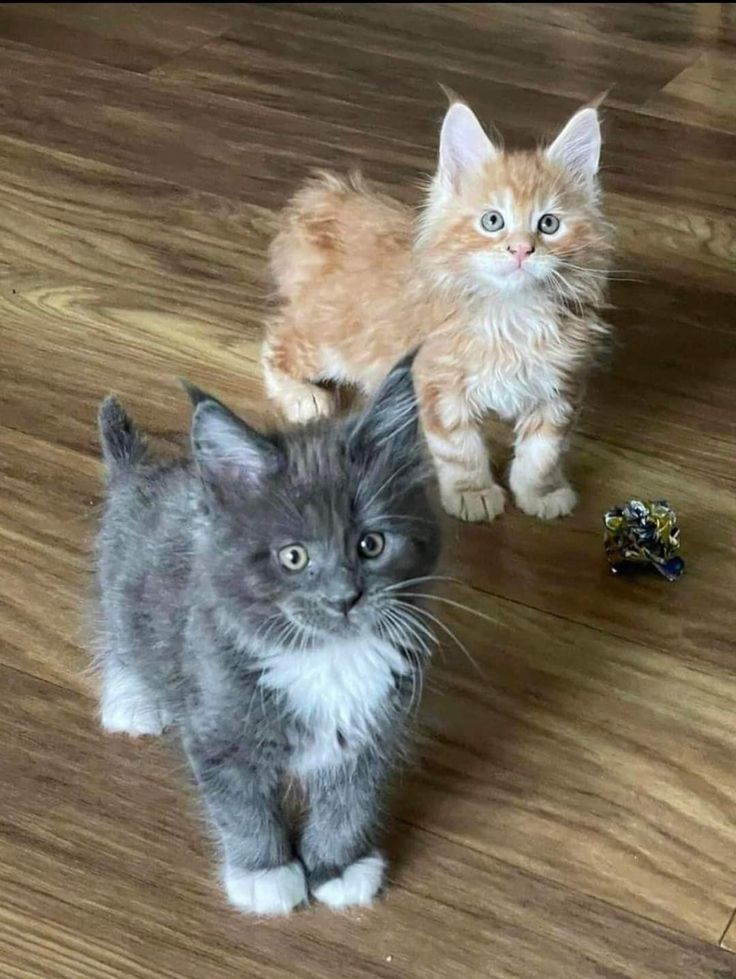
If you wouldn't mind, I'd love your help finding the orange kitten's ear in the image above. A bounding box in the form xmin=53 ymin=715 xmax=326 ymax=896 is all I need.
xmin=546 ymin=107 xmax=601 ymax=181
xmin=438 ymin=102 xmax=497 ymax=186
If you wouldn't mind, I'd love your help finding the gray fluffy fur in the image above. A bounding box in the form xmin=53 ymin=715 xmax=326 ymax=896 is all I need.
xmin=94 ymin=356 xmax=440 ymax=913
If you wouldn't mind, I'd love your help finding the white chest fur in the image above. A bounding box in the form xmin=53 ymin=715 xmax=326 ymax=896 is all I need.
xmin=466 ymin=302 xmax=567 ymax=420
xmin=258 ymin=635 xmax=410 ymax=778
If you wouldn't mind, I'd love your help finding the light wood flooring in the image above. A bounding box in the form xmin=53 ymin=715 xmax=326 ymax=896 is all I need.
xmin=1 ymin=4 xmax=735 ymax=977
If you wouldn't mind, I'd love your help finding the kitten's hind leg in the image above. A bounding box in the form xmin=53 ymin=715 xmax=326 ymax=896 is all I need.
xmin=99 ymin=656 xmax=172 ymax=737
xmin=262 ymin=320 xmax=336 ymax=424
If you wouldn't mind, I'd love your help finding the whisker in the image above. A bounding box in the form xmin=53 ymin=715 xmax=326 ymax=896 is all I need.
xmin=393 ymin=599 xmax=485 ymax=678
xmin=380 ymin=574 xmax=464 ymax=593
xmin=384 ymin=602 xmax=436 ymax=656
xmin=391 ymin=591 xmax=500 ymax=627
xmin=382 ymin=607 xmax=427 ymax=714
xmin=366 ymin=513 xmax=435 ymax=525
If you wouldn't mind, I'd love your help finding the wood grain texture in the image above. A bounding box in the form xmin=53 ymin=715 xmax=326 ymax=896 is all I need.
xmin=157 ymin=2 xmax=697 ymax=109
xmin=721 ymin=911 xmax=736 ymax=954
xmin=642 ymin=50 xmax=736 ymax=134
xmin=1 ymin=3 xmax=736 ymax=976
xmin=0 ymin=2 xmax=232 ymax=73
xmin=2 ymin=666 xmax=736 ymax=979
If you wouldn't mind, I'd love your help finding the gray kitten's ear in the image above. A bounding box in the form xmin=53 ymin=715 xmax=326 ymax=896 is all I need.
xmin=350 ymin=352 xmax=421 ymax=460
xmin=185 ymin=384 xmax=280 ymax=490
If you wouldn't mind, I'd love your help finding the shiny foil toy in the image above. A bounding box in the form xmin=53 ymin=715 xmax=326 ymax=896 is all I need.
xmin=604 ymin=500 xmax=684 ymax=581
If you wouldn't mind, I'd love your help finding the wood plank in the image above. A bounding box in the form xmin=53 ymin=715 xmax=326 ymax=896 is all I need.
xmin=462 ymin=2 xmax=736 ymax=49
xmin=0 ymin=2 xmax=232 ymax=73
xmin=158 ymin=2 xmax=696 ymax=110
xmin=0 ymin=39 xmax=428 ymax=208
xmin=720 ymin=909 xmax=736 ymax=952
xmin=642 ymin=50 xmax=736 ymax=135
xmin=2 ymin=664 xmax=736 ymax=978
xmin=1 ymin=34 xmax=735 ymax=212
xmin=610 ymin=192 xmax=736 ymax=292
xmin=445 ymin=429 xmax=736 ymax=667
xmin=406 ymin=584 xmax=736 ymax=940
xmin=0 ymin=135 xmax=275 ymax=329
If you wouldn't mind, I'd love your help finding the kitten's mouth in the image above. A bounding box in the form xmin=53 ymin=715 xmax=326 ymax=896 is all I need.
xmin=280 ymin=605 xmax=370 ymax=645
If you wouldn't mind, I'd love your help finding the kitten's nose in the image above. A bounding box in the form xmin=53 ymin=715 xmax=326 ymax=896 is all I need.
xmin=507 ymin=240 xmax=535 ymax=267
xmin=333 ymin=590 xmax=362 ymax=617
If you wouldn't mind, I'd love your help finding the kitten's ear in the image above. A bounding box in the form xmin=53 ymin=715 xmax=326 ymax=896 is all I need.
xmin=185 ymin=384 xmax=280 ymax=492
xmin=546 ymin=107 xmax=601 ymax=181
xmin=438 ymin=102 xmax=497 ymax=186
xmin=350 ymin=352 xmax=420 ymax=461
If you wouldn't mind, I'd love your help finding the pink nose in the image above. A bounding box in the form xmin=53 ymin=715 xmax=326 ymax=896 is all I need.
xmin=507 ymin=241 xmax=535 ymax=267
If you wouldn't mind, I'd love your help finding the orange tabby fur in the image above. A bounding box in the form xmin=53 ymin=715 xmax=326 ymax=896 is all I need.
xmin=262 ymin=100 xmax=613 ymax=521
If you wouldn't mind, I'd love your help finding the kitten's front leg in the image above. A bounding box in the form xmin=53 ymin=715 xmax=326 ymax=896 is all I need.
xmin=419 ymin=382 xmax=504 ymax=522
xmin=99 ymin=652 xmax=173 ymax=737
xmin=300 ymin=752 xmax=387 ymax=910
xmin=509 ymin=404 xmax=577 ymax=519
xmin=185 ymin=737 xmax=307 ymax=916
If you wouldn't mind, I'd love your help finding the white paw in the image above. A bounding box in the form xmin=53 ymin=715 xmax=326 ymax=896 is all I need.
xmin=515 ymin=485 xmax=577 ymax=520
xmin=224 ymin=861 xmax=307 ymax=916
xmin=441 ymin=483 xmax=505 ymax=522
xmin=100 ymin=668 xmax=171 ymax=736
xmin=283 ymin=387 xmax=335 ymax=424
xmin=312 ymin=854 xmax=386 ymax=909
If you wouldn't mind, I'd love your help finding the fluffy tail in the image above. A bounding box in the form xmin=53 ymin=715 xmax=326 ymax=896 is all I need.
xmin=98 ymin=396 xmax=148 ymax=473
xmin=269 ymin=170 xmax=361 ymax=304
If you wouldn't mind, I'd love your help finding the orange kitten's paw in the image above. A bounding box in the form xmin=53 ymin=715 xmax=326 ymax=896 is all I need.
xmin=442 ymin=484 xmax=506 ymax=522
xmin=283 ymin=387 xmax=336 ymax=424
xmin=515 ymin=485 xmax=577 ymax=520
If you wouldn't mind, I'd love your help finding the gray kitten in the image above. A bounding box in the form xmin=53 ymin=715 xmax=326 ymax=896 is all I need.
xmin=94 ymin=356 xmax=440 ymax=915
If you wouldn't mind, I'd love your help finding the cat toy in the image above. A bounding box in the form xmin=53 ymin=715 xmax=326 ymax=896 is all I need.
xmin=603 ymin=500 xmax=684 ymax=581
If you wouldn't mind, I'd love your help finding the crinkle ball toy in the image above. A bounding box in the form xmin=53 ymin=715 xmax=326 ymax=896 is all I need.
xmin=604 ymin=499 xmax=684 ymax=581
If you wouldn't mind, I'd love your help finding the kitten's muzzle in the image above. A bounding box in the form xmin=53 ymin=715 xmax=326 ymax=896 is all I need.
xmin=507 ymin=239 xmax=535 ymax=268
xmin=326 ymin=589 xmax=363 ymax=619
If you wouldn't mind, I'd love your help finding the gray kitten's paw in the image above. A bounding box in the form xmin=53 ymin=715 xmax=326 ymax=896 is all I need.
xmin=312 ymin=854 xmax=386 ymax=909
xmin=224 ymin=861 xmax=307 ymax=915
xmin=100 ymin=669 xmax=171 ymax=736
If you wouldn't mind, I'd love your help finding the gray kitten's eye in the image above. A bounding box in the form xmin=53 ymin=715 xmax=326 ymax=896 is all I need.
xmin=480 ymin=209 xmax=505 ymax=233
xmin=278 ymin=544 xmax=309 ymax=572
xmin=358 ymin=532 xmax=385 ymax=559
xmin=538 ymin=213 xmax=560 ymax=234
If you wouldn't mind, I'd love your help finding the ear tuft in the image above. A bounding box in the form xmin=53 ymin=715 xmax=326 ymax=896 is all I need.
xmin=546 ymin=107 xmax=601 ymax=181
xmin=180 ymin=379 xmax=213 ymax=409
xmin=350 ymin=352 xmax=421 ymax=462
xmin=438 ymin=101 xmax=497 ymax=186
xmin=190 ymin=396 xmax=280 ymax=494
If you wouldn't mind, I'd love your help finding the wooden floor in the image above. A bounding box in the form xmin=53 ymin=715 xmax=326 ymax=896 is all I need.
xmin=1 ymin=3 xmax=735 ymax=976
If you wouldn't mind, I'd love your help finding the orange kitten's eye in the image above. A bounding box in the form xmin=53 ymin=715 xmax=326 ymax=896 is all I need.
xmin=538 ymin=214 xmax=560 ymax=234
xmin=480 ymin=210 xmax=505 ymax=233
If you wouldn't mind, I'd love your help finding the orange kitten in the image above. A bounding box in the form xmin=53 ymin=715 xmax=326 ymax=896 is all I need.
xmin=262 ymin=99 xmax=612 ymax=521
